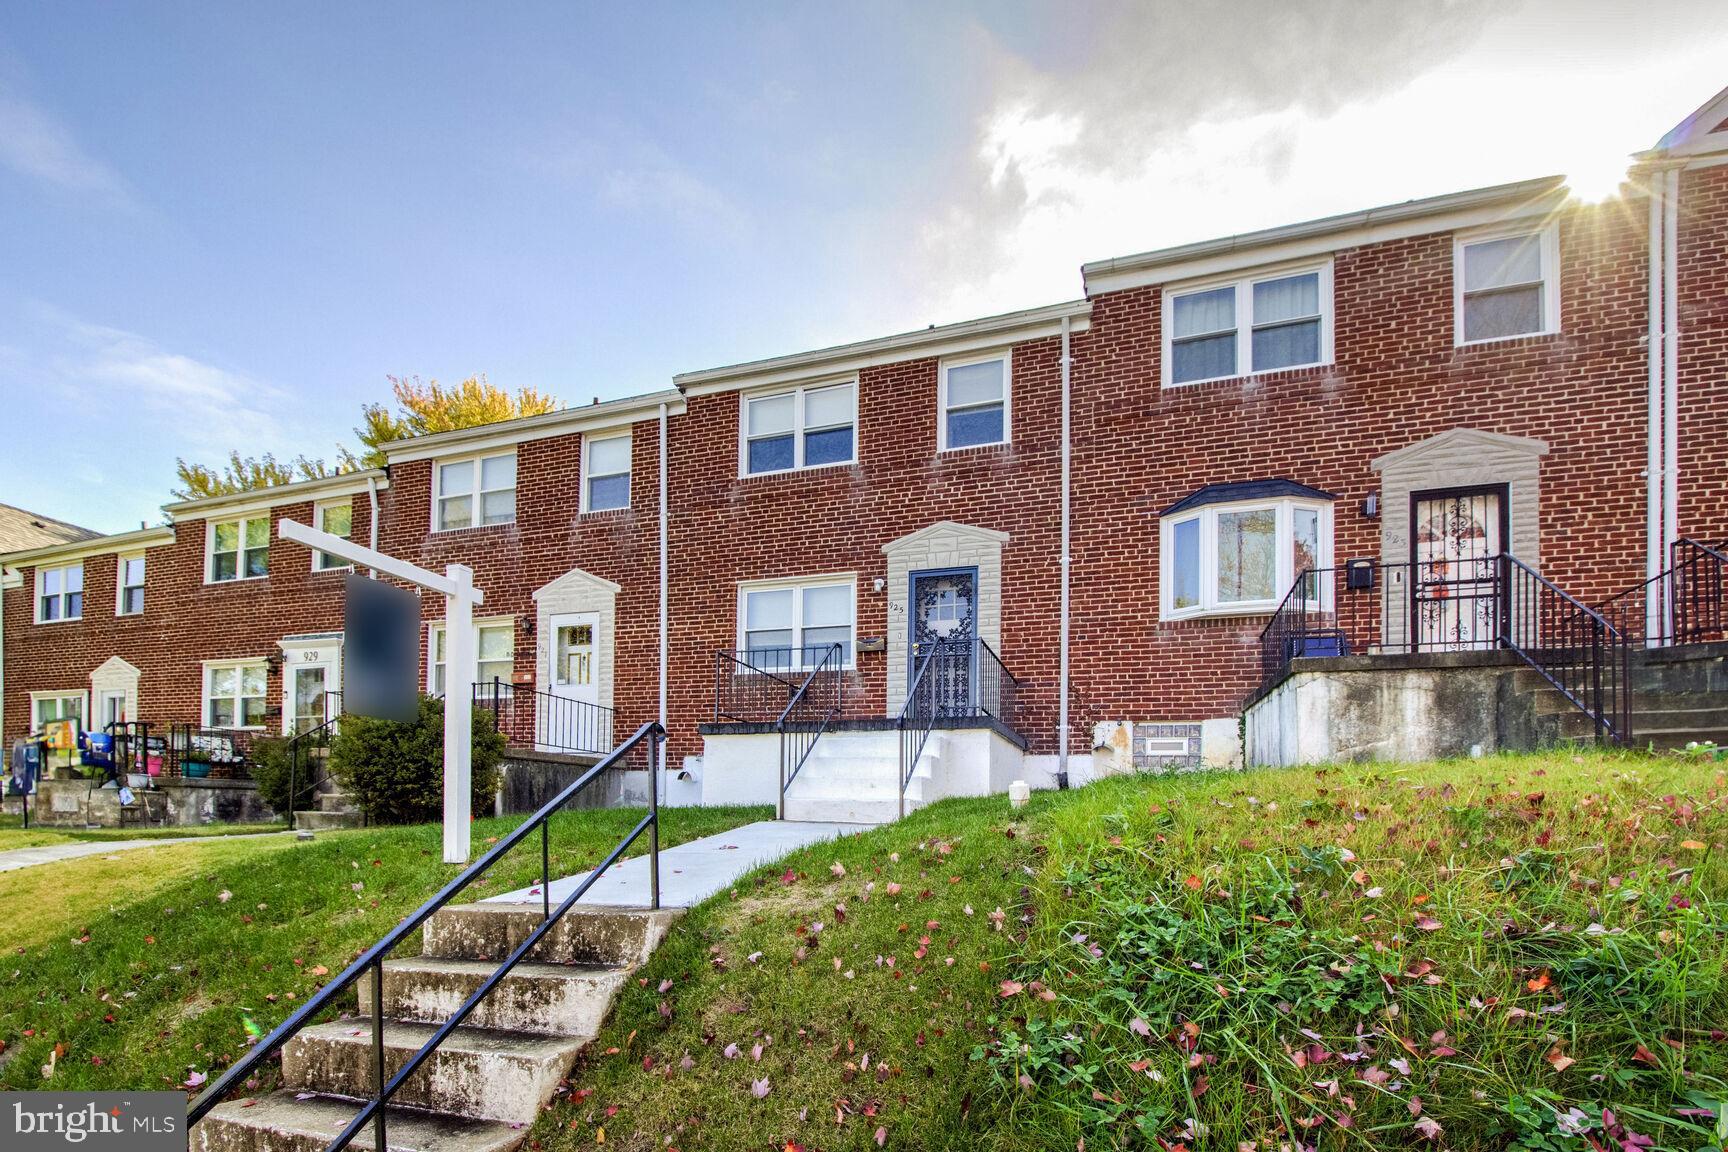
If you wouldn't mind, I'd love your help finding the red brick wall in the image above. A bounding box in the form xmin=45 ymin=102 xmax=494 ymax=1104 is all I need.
xmin=1064 ymin=194 xmax=1658 ymax=733
xmin=3 ymin=495 xmax=373 ymax=741
xmin=6 ymin=180 xmax=1724 ymax=762
xmin=1677 ymin=164 xmax=1728 ymax=541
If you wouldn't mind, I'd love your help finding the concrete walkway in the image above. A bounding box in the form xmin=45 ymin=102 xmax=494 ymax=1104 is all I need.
xmin=0 ymin=830 xmax=291 ymax=873
xmin=486 ymin=820 xmax=861 ymax=908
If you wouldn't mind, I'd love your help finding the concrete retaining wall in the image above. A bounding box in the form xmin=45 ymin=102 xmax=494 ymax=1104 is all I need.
xmin=5 ymin=775 xmax=276 ymax=827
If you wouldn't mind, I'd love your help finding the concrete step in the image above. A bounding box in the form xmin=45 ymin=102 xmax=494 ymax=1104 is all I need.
xmin=1632 ymin=706 xmax=1728 ymax=731
xmin=1632 ymin=727 xmax=1728 ymax=750
xmin=317 ymin=791 xmax=356 ymax=813
xmin=423 ymin=902 xmax=679 ymax=969
xmin=284 ymin=1019 xmax=583 ymax=1124
xmin=357 ymin=956 xmax=627 ymax=1037
xmin=783 ymin=795 xmax=917 ymax=825
xmin=192 ymin=1091 xmax=524 ymax=1152
xmin=294 ymin=809 xmax=363 ymax=832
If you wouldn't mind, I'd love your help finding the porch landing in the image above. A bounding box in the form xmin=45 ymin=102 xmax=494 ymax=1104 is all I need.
xmin=485 ymin=820 xmax=860 ymax=909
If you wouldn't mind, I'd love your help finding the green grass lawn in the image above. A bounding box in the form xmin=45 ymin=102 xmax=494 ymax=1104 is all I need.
xmin=0 ymin=816 xmax=288 ymax=852
xmin=534 ymin=750 xmax=1728 ymax=1152
xmin=0 ymin=804 xmax=769 ymax=1092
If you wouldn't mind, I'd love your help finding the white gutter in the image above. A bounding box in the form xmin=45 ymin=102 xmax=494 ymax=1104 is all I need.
xmin=366 ymin=474 xmax=380 ymax=580
xmin=1646 ymin=175 xmax=1665 ymax=641
xmin=1056 ymin=317 xmax=1072 ymax=788
xmin=658 ymin=402 xmax=669 ymax=730
xmin=1663 ymin=166 xmax=1681 ymax=617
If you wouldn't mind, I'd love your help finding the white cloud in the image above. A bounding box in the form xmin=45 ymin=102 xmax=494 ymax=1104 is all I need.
xmin=0 ymin=81 xmax=135 ymax=208
xmin=905 ymin=0 xmax=1728 ymax=322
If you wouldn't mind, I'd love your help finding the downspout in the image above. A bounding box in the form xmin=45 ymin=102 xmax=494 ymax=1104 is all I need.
xmin=1663 ymin=166 xmax=1681 ymax=611
xmin=658 ymin=403 xmax=669 ymax=731
xmin=1056 ymin=316 xmax=1072 ymax=789
xmin=366 ymin=474 xmax=380 ymax=580
xmin=1645 ymin=171 xmax=1664 ymax=641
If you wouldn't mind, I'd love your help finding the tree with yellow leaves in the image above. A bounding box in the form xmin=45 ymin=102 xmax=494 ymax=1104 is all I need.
xmin=171 ymin=374 xmax=560 ymax=500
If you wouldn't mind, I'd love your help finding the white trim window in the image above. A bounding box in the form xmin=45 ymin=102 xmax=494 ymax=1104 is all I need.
xmin=116 ymin=554 xmax=146 ymax=616
xmin=583 ymin=433 xmax=632 ymax=512
xmin=31 ymin=690 xmax=87 ymax=731
xmin=35 ymin=563 xmax=83 ymax=622
xmin=1164 ymin=263 xmax=1332 ymax=386
xmin=738 ymin=577 xmax=856 ymax=670
xmin=429 ymin=618 xmax=515 ymax=695
xmin=939 ymin=353 xmax=1009 ymax=450
xmin=1455 ymin=225 xmax=1560 ymax=345
xmin=435 ymin=451 xmax=516 ymax=531
xmin=204 ymin=660 xmax=268 ymax=728
xmin=209 ymin=516 xmax=270 ymax=582
xmin=1161 ymin=498 xmax=1333 ymax=620
xmin=313 ymin=500 xmax=354 ymax=570
xmin=742 ymin=381 xmax=856 ymax=475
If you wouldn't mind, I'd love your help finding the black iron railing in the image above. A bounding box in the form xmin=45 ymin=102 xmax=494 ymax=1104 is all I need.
xmin=1597 ymin=538 xmax=1728 ymax=647
xmin=897 ymin=638 xmax=1020 ymax=818
xmin=713 ymin=647 xmax=817 ymax=723
xmin=1259 ymin=558 xmax=1506 ymax=691
xmin=474 ymin=679 xmax=615 ymax=756
xmin=165 ymin=724 xmax=259 ymax=780
xmin=188 ymin=721 xmax=666 ymax=1150
xmin=774 ymin=644 xmax=843 ymax=820
xmin=1501 ymin=555 xmax=1632 ymax=744
xmin=284 ymin=710 xmax=343 ymax=820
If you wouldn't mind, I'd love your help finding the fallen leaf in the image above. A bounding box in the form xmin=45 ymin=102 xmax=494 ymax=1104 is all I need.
xmin=751 ymin=1077 xmax=772 ymax=1098
xmin=1413 ymin=1117 xmax=1443 ymax=1140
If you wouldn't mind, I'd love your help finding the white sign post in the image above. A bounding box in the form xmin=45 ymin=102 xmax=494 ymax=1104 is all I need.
xmin=278 ymin=519 xmax=487 ymax=864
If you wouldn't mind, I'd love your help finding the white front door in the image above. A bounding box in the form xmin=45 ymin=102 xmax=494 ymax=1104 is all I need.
xmin=545 ymin=612 xmax=606 ymax=751
xmin=280 ymin=639 xmax=343 ymax=734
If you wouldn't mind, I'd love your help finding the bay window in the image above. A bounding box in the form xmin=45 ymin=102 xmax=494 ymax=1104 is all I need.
xmin=1165 ymin=263 xmax=1331 ymax=386
xmin=739 ymin=578 xmax=855 ymax=670
xmin=743 ymin=381 xmax=856 ymax=474
xmin=1160 ymin=491 xmax=1333 ymax=620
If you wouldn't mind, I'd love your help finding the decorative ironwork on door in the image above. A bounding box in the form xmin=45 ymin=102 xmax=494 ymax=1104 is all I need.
xmin=910 ymin=569 xmax=977 ymax=713
xmin=1412 ymin=488 xmax=1504 ymax=651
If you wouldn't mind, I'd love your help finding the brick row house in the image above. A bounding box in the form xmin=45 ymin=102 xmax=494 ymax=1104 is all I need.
xmin=6 ymin=90 xmax=1728 ymax=822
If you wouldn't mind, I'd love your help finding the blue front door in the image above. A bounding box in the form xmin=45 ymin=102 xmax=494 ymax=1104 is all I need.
xmin=909 ymin=568 xmax=977 ymax=714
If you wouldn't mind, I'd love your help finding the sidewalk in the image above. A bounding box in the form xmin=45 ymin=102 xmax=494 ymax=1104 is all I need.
xmin=486 ymin=820 xmax=861 ymax=908
xmin=0 ymin=830 xmax=291 ymax=873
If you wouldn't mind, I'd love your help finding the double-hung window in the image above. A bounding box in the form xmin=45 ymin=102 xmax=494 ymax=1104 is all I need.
xmin=117 ymin=555 xmax=145 ymax=615
xmin=204 ymin=661 xmax=267 ymax=728
xmin=436 ymin=452 xmax=516 ymax=530
xmin=429 ymin=619 xmax=515 ymax=695
xmin=36 ymin=563 xmax=83 ymax=622
xmin=1161 ymin=497 xmax=1331 ymax=620
xmin=32 ymin=691 xmax=86 ymax=730
xmin=940 ymin=354 xmax=1009 ymax=449
xmin=1166 ymin=265 xmax=1330 ymax=386
xmin=584 ymin=433 xmax=631 ymax=511
xmin=313 ymin=501 xmax=353 ymax=570
xmin=743 ymin=382 xmax=856 ymax=475
xmin=739 ymin=578 xmax=855 ymax=671
xmin=210 ymin=516 xmax=269 ymax=581
xmin=1455 ymin=226 xmax=1558 ymax=344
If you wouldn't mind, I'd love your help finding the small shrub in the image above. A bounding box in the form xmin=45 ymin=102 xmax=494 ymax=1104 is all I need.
xmin=329 ymin=695 xmax=503 ymax=825
xmin=248 ymin=734 xmax=318 ymax=818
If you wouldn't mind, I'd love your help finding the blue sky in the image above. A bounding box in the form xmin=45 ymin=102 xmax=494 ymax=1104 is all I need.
xmin=3 ymin=1 xmax=1726 ymax=533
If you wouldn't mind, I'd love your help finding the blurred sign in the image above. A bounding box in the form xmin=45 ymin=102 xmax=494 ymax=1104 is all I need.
xmin=344 ymin=574 xmax=420 ymax=723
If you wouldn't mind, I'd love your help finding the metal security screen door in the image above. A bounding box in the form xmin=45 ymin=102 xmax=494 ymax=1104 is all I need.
xmin=909 ymin=568 xmax=977 ymax=713
xmin=292 ymin=666 xmax=329 ymax=733
xmin=1411 ymin=487 xmax=1506 ymax=651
